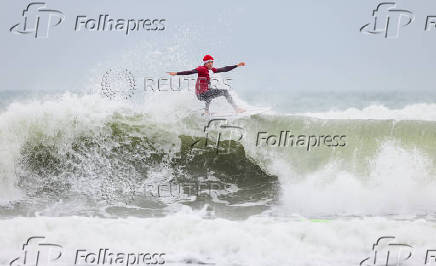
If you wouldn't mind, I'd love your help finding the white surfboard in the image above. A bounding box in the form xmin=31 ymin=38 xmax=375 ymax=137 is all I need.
xmin=207 ymin=107 xmax=271 ymax=118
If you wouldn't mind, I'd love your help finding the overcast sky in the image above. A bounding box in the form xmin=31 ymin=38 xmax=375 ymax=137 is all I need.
xmin=1 ymin=0 xmax=436 ymax=95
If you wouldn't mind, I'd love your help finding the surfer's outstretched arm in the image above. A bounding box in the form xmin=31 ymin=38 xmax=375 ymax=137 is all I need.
xmin=168 ymin=69 xmax=198 ymax=76
xmin=213 ymin=62 xmax=246 ymax=73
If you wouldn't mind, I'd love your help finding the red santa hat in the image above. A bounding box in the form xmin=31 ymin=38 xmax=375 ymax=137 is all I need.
xmin=203 ymin=54 xmax=214 ymax=64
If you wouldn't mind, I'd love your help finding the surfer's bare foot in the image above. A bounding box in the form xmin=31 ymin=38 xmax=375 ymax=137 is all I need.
xmin=235 ymin=107 xmax=246 ymax=113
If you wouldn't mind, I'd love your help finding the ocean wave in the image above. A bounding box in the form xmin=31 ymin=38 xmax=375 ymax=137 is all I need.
xmin=0 ymin=92 xmax=435 ymax=217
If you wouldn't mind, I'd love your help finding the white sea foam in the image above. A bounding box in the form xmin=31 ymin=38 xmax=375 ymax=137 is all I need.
xmin=296 ymin=103 xmax=436 ymax=121
xmin=0 ymin=210 xmax=435 ymax=266
xmin=274 ymin=141 xmax=436 ymax=216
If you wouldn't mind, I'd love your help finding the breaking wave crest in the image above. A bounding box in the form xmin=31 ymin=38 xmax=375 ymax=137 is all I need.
xmin=0 ymin=92 xmax=435 ymax=218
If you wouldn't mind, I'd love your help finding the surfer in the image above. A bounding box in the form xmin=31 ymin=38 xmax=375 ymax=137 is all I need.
xmin=168 ymin=55 xmax=246 ymax=115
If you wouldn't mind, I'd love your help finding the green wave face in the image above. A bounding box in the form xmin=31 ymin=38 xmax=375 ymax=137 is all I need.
xmin=15 ymin=113 xmax=279 ymax=213
xmin=239 ymin=115 xmax=436 ymax=176
xmin=11 ymin=111 xmax=436 ymax=217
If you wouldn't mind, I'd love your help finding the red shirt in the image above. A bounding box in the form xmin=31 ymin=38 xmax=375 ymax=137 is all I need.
xmin=176 ymin=65 xmax=238 ymax=95
xmin=195 ymin=66 xmax=214 ymax=95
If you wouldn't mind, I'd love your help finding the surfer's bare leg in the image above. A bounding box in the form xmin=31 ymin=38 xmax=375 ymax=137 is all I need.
xmin=199 ymin=89 xmax=245 ymax=113
xmin=220 ymin=90 xmax=245 ymax=113
xmin=235 ymin=107 xmax=246 ymax=113
xmin=204 ymin=100 xmax=211 ymax=114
